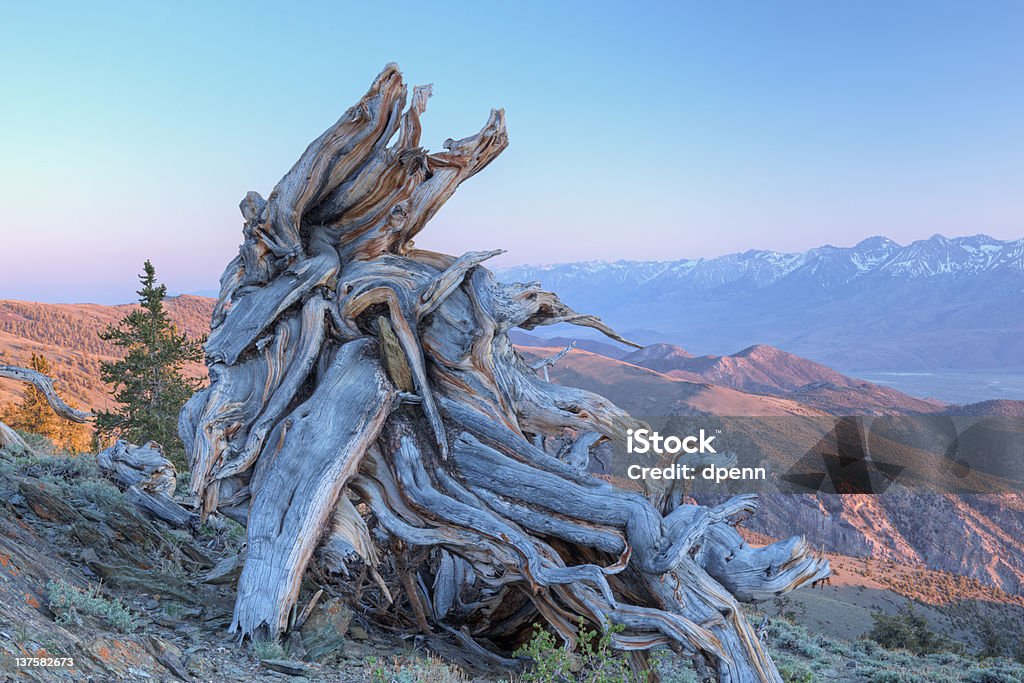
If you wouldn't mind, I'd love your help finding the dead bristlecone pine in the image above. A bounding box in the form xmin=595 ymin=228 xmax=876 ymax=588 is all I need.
xmin=178 ymin=63 xmax=830 ymax=682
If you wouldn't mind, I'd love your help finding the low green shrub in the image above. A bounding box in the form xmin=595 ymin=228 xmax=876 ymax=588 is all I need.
xmin=515 ymin=623 xmax=573 ymax=681
xmin=251 ymin=638 xmax=285 ymax=661
xmin=515 ymin=619 xmax=635 ymax=682
xmin=778 ymin=661 xmax=814 ymax=682
xmin=867 ymin=604 xmax=961 ymax=656
xmin=16 ymin=451 xmax=99 ymax=481
xmin=362 ymin=654 xmax=469 ymax=682
xmin=69 ymin=478 xmax=122 ymax=507
xmin=46 ymin=579 xmax=136 ymax=633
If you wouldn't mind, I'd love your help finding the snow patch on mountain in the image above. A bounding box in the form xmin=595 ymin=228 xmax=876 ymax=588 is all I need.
xmin=501 ymin=234 xmax=1024 ymax=291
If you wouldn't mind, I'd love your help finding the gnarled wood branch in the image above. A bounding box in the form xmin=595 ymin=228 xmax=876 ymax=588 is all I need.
xmin=98 ymin=440 xmax=177 ymax=494
xmin=0 ymin=364 xmax=92 ymax=456
xmin=0 ymin=364 xmax=93 ymax=423
xmin=183 ymin=65 xmax=828 ymax=682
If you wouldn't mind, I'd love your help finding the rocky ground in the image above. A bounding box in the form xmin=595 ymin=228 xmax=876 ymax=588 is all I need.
xmin=1 ymin=443 xmax=1023 ymax=682
xmin=0 ymin=446 xmax=474 ymax=682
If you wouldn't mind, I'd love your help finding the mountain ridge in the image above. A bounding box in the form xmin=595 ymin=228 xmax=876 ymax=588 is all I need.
xmin=621 ymin=342 xmax=946 ymax=414
xmin=499 ymin=234 xmax=1024 ymax=375
xmin=513 ymin=344 xmax=1024 ymax=595
xmin=503 ymin=233 xmax=1024 ymax=283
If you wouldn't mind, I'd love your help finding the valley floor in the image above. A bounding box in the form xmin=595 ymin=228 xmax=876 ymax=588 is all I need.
xmin=848 ymin=370 xmax=1024 ymax=405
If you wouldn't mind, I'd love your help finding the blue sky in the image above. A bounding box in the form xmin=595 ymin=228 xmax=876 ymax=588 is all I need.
xmin=1 ymin=1 xmax=1022 ymax=303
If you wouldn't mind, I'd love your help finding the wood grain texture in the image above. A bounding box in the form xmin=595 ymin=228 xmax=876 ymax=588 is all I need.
xmin=183 ymin=65 xmax=829 ymax=681
xmin=233 ymin=339 xmax=395 ymax=637
xmin=97 ymin=440 xmax=198 ymax=528
xmin=97 ymin=440 xmax=177 ymax=494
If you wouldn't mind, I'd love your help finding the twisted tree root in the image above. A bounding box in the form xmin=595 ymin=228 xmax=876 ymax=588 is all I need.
xmin=181 ymin=64 xmax=829 ymax=682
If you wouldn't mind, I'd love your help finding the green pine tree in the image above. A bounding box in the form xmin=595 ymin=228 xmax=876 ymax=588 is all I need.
xmin=95 ymin=260 xmax=204 ymax=469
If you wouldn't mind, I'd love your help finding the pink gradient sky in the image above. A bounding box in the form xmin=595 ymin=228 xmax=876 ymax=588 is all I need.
xmin=2 ymin=2 xmax=1022 ymax=303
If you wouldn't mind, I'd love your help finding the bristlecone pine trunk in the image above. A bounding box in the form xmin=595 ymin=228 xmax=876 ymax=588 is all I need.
xmin=180 ymin=64 xmax=829 ymax=682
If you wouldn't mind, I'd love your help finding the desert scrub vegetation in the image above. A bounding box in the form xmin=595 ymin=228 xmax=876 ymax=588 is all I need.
xmin=67 ymin=477 xmax=123 ymax=507
xmin=846 ymin=557 xmax=1024 ymax=611
xmin=1 ymin=430 xmax=55 ymax=457
xmin=867 ymin=603 xmax=962 ymax=655
xmin=47 ymin=579 xmax=137 ymax=633
xmin=0 ymin=444 xmax=110 ymax=507
xmin=513 ymin=620 xmax=640 ymax=682
xmin=1 ymin=448 xmax=126 ymax=512
xmin=362 ymin=654 xmax=470 ymax=682
xmin=760 ymin=609 xmax=1024 ymax=682
xmin=775 ymin=662 xmax=814 ymax=683
xmin=10 ymin=447 xmax=100 ymax=479
xmin=251 ymin=638 xmax=286 ymax=661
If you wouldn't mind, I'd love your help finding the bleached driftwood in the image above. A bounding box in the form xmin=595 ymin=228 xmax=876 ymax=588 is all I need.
xmin=0 ymin=365 xmax=93 ymax=424
xmin=182 ymin=64 xmax=829 ymax=681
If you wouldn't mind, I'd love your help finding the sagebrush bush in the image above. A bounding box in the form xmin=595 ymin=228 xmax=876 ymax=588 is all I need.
xmin=362 ymin=654 xmax=469 ymax=683
xmin=964 ymin=663 xmax=1024 ymax=683
xmin=70 ymin=478 xmax=122 ymax=507
xmin=17 ymin=451 xmax=99 ymax=481
xmin=14 ymin=432 xmax=58 ymax=456
xmin=654 ymin=654 xmax=701 ymax=683
xmin=777 ymin=662 xmax=814 ymax=683
xmin=251 ymin=638 xmax=285 ymax=661
xmin=47 ymin=579 xmax=136 ymax=633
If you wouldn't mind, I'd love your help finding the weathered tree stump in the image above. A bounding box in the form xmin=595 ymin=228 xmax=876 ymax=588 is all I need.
xmin=181 ymin=64 xmax=829 ymax=681
xmin=97 ymin=440 xmax=177 ymax=495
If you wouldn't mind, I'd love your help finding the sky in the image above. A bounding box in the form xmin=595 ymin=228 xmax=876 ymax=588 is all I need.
xmin=1 ymin=1 xmax=1022 ymax=303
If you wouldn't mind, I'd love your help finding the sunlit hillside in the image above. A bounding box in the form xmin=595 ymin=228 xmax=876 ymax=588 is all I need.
xmin=0 ymin=295 xmax=214 ymax=412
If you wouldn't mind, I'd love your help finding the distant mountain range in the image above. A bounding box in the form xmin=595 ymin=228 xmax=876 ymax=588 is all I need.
xmin=500 ymin=234 xmax=1024 ymax=374
xmin=0 ymin=295 xmax=956 ymax=417
xmin=510 ymin=332 xmax=948 ymax=415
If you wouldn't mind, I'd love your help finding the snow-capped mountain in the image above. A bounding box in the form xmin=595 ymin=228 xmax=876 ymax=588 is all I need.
xmin=503 ymin=234 xmax=1024 ymax=292
xmin=499 ymin=234 xmax=1024 ymax=373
